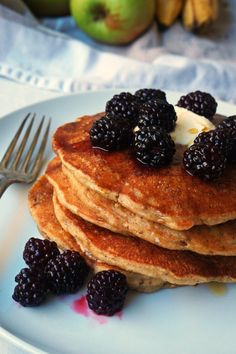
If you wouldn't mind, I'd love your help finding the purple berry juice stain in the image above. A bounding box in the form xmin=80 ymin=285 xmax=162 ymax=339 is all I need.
xmin=71 ymin=295 xmax=123 ymax=324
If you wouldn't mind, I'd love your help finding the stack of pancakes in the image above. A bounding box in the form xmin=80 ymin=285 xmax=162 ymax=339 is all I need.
xmin=28 ymin=113 xmax=236 ymax=292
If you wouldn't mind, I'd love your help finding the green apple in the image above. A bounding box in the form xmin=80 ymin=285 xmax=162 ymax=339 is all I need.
xmin=24 ymin=0 xmax=70 ymax=17
xmin=70 ymin=0 xmax=155 ymax=44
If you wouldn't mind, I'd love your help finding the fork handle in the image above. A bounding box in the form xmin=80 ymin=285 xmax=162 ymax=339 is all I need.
xmin=0 ymin=174 xmax=12 ymax=198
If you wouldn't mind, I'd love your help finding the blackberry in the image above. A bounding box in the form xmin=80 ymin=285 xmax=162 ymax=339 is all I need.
xmin=216 ymin=117 xmax=236 ymax=163
xmin=46 ymin=250 xmax=89 ymax=295
xmin=138 ymin=99 xmax=177 ymax=132
xmin=194 ymin=129 xmax=232 ymax=158
xmin=90 ymin=115 xmax=133 ymax=151
xmin=222 ymin=128 xmax=236 ymax=163
xmin=134 ymin=88 xmax=166 ymax=104
xmin=12 ymin=268 xmax=47 ymax=307
xmin=183 ymin=143 xmax=227 ymax=181
xmin=86 ymin=270 xmax=128 ymax=316
xmin=177 ymin=91 xmax=217 ymax=120
xmin=23 ymin=237 xmax=60 ymax=270
xmin=134 ymin=126 xmax=175 ymax=168
xmin=217 ymin=115 xmax=236 ymax=131
xmin=105 ymin=92 xmax=139 ymax=126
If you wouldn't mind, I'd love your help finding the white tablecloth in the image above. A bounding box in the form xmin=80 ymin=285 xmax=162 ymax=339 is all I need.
xmin=1 ymin=0 xmax=236 ymax=104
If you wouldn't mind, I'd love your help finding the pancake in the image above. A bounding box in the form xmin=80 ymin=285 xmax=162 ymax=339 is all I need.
xmin=46 ymin=158 xmax=236 ymax=256
xmin=54 ymin=195 xmax=236 ymax=285
xmin=28 ymin=176 xmax=172 ymax=292
xmin=52 ymin=114 xmax=236 ymax=230
xmin=42 ymin=188 xmax=236 ymax=286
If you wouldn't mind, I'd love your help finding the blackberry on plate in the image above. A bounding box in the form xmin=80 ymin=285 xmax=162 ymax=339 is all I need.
xmin=105 ymin=92 xmax=139 ymax=126
xmin=134 ymin=88 xmax=166 ymax=104
xmin=177 ymin=91 xmax=217 ymax=120
xmin=46 ymin=250 xmax=89 ymax=295
xmin=217 ymin=115 xmax=236 ymax=131
xmin=183 ymin=143 xmax=227 ymax=181
xmin=12 ymin=268 xmax=47 ymax=307
xmin=138 ymin=99 xmax=177 ymax=132
xmin=194 ymin=129 xmax=232 ymax=158
xmin=90 ymin=115 xmax=133 ymax=151
xmin=134 ymin=126 xmax=175 ymax=168
xmin=86 ymin=270 xmax=128 ymax=316
xmin=23 ymin=237 xmax=60 ymax=270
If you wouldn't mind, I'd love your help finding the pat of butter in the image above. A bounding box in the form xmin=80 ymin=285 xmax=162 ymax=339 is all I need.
xmin=171 ymin=106 xmax=215 ymax=146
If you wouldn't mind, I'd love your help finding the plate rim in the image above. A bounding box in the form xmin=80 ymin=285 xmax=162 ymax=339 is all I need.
xmin=0 ymin=327 xmax=49 ymax=354
xmin=0 ymin=88 xmax=235 ymax=123
xmin=1 ymin=88 xmax=236 ymax=354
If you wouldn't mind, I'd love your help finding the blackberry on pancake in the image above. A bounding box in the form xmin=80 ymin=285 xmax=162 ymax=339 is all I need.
xmin=52 ymin=114 xmax=236 ymax=230
xmin=217 ymin=115 xmax=236 ymax=131
xmin=134 ymin=126 xmax=175 ymax=168
xmin=183 ymin=143 xmax=227 ymax=181
xmin=177 ymin=91 xmax=217 ymax=120
xmin=90 ymin=115 xmax=133 ymax=151
xmin=105 ymin=92 xmax=139 ymax=126
xmin=138 ymin=99 xmax=177 ymax=132
xmin=217 ymin=116 xmax=236 ymax=163
xmin=134 ymin=88 xmax=167 ymax=104
xmin=194 ymin=129 xmax=232 ymax=158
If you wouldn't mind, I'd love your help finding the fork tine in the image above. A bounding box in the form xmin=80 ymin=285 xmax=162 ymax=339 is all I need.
xmin=11 ymin=116 xmax=35 ymax=169
xmin=31 ymin=118 xmax=51 ymax=176
xmin=21 ymin=116 xmax=45 ymax=172
xmin=0 ymin=113 xmax=31 ymax=166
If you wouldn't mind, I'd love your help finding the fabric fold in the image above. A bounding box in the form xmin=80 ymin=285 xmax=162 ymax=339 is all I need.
xmin=1 ymin=2 xmax=236 ymax=102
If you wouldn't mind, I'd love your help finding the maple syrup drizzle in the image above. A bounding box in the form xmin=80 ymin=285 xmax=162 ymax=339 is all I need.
xmin=207 ymin=282 xmax=228 ymax=296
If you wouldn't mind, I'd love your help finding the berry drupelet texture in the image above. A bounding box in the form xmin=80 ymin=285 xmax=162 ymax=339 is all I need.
xmin=105 ymin=92 xmax=139 ymax=126
xmin=194 ymin=129 xmax=232 ymax=158
xmin=217 ymin=115 xmax=236 ymax=131
xmin=177 ymin=91 xmax=217 ymax=120
xmin=12 ymin=268 xmax=47 ymax=307
xmin=134 ymin=88 xmax=166 ymax=104
xmin=183 ymin=143 xmax=227 ymax=181
xmin=216 ymin=116 xmax=236 ymax=163
xmin=86 ymin=270 xmax=128 ymax=316
xmin=134 ymin=126 xmax=176 ymax=168
xmin=138 ymin=99 xmax=177 ymax=132
xmin=226 ymin=129 xmax=236 ymax=163
xmin=90 ymin=115 xmax=133 ymax=151
xmin=23 ymin=237 xmax=60 ymax=270
xmin=46 ymin=250 xmax=89 ymax=295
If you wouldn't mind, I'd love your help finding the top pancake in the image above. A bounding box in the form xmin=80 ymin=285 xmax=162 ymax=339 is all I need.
xmin=53 ymin=114 xmax=236 ymax=230
xmin=45 ymin=158 xmax=236 ymax=256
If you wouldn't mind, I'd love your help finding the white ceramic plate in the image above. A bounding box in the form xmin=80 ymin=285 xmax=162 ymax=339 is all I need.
xmin=1 ymin=90 xmax=236 ymax=354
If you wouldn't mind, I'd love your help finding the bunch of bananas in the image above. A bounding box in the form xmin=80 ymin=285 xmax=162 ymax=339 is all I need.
xmin=156 ymin=0 xmax=219 ymax=30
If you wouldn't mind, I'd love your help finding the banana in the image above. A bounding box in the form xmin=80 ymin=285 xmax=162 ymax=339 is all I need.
xmin=156 ymin=0 xmax=184 ymax=27
xmin=183 ymin=0 xmax=219 ymax=30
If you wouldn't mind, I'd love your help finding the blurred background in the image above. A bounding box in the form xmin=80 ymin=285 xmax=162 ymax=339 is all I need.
xmin=0 ymin=0 xmax=236 ymax=116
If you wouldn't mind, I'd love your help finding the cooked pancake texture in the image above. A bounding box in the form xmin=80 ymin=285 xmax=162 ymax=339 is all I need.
xmin=46 ymin=158 xmax=236 ymax=256
xmin=28 ymin=176 xmax=171 ymax=292
xmin=52 ymin=114 xmax=236 ymax=230
xmin=28 ymin=108 xmax=236 ymax=295
xmin=53 ymin=194 xmax=236 ymax=285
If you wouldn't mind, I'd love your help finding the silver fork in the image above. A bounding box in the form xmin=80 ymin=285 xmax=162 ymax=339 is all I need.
xmin=0 ymin=113 xmax=51 ymax=198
